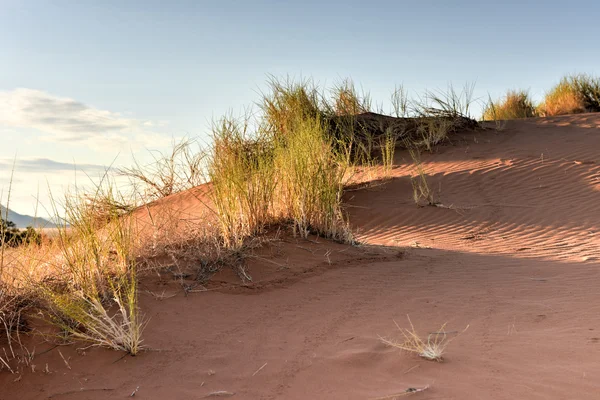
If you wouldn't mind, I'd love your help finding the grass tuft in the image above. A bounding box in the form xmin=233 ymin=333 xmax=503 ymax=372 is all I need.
xmin=539 ymin=74 xmax=600 ymax=116
xmin=482 ymin=90 xmax=537 ymax=121
xmin=407 ymin=146 xmax=436 ymax=206
xmin=39 ymin=177 xmax=145 ymax=355
xmin=379 ymin=316 xmax=467 ymax=362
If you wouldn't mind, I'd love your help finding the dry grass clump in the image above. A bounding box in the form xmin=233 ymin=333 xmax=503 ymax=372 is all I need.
xmin=0 ymin=180 xmax=147 ymax=356
xmin=482 ymin=90 xmax=537 ymax=121
xmin=415 ymin=83 xmax=476 ymax=121
xmin=0 ymin=285 xmax=27 ymax=372
xmin=39 ymin=183 xmax=144 ymax=354
xmin=331 ymin=78 xmax=371 ymax=116
xmin=407 ymin=147 xmax=436 ymax=207
xmin=539 ymin=74 xmax=600 ymax=116
xmin=120 ymin=137 xmax=206 ymax=202
xmin=41 ymin=271 xmax=144 ymax=355
xmin=379 ymin=316 xmax=467 ymax=362
xmin=262 ymin=76 xmax=325 ymax=138
xmin=273 ymin=114 xmax=352 ymax=242
xmin=411 ymin=83 xmax=478 ymax=151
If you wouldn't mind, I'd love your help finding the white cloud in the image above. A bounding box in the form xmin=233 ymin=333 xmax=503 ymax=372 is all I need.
xmin=0 ymin=157 xmax=113 ymax=173
xmin=0 ymin=88 xmax=171 ymax=149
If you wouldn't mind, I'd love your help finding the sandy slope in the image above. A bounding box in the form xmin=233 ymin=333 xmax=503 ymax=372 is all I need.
xmin=2 ymin=114 xmax=600 ymax=399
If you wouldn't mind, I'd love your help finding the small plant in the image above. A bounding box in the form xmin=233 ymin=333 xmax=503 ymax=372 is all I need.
xmin=390 ymin=85 xmax=409 ymax=118
xmin=482 ymin=90 xmax=537 ymax=121
xmin=379 ymin=316 xmax=467 ymax=362
xmin=415 ymin=117 xmax=453 ymax=152
xmin=380 ymin=127 xmax=397 ymax=174
xmin=407 ymin=147 xmax=436 ymax=206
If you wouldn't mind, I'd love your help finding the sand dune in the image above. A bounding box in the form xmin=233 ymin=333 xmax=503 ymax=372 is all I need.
xmin=2 ymin=114 xmax=600 ymax=399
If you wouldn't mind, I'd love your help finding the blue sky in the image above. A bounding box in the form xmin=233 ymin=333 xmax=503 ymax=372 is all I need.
xmin=1 ymin=0 xmax=599 ymax=217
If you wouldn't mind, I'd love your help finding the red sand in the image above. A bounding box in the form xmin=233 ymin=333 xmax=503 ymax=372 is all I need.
xmin=2 ymin=114 xmax=600 ymax=399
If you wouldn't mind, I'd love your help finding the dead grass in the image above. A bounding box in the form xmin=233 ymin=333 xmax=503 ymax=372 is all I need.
xmin=120 ymin=137 xmax=206 ymax=202
xmin=379 ymin=316 xmax=468 ymax=362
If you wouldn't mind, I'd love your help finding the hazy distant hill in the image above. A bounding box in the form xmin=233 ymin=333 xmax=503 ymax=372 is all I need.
xmin=0 ymin=205 xmax=56 ymax=229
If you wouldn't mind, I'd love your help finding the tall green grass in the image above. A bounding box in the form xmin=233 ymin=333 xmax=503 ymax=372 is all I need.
xmin=207 ymin=116 xmax=277 ymax=249
xmin=273 ymin=114 xmax=351 ymax=241
xmin=207 ymin=79 xmax=354 ymax=247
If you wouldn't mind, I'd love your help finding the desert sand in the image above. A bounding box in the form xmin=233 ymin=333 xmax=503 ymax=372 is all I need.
xmin=2 ymin=114 xmax=600 ymax=399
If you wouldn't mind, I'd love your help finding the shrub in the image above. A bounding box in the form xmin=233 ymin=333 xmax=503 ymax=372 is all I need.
xmin=482 ymin=90 xmax=537 ymax=121
xmin=539 ymin=74 xmax=600 ymax=116
xmin=0 ymin=219 xmax=41 ymax=248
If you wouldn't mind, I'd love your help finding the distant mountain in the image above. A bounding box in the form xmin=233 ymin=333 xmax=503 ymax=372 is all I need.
xmin=0 ymin=205 xmax=57 ymax=229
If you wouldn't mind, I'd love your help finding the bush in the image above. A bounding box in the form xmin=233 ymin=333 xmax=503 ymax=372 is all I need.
xmin=0 ymin=219 xmax=41 ymax=247
xmin=482 ymin=90 xmax=537 ymax=121
xmin=539 ymin=74 xmax=600 ymax=116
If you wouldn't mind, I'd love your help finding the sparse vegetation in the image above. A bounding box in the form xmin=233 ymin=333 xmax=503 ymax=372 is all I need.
xmin=0 ymin=285 xmax=26 ymax=372
xmin=207 ymin=114 xmax=277 ymax=249
xmin=0 ymin=76 xmax=484 ymax=370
